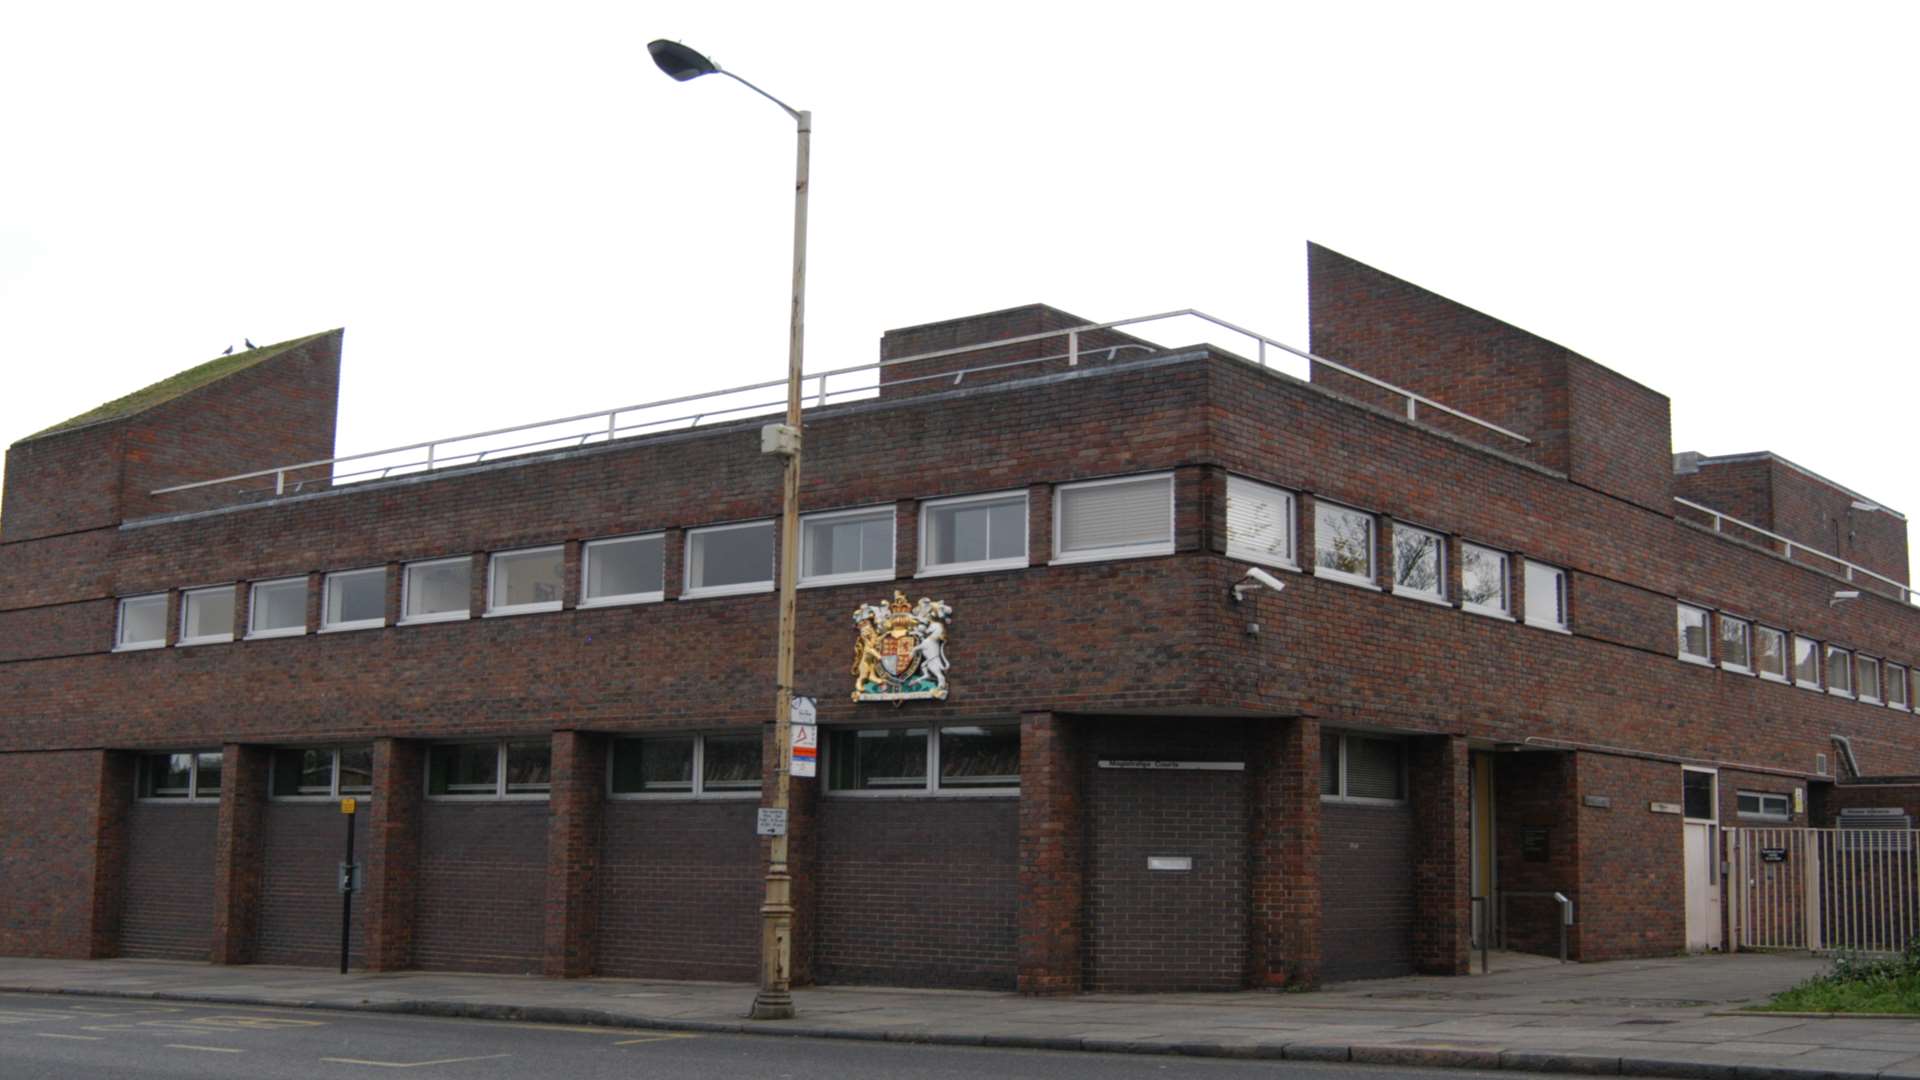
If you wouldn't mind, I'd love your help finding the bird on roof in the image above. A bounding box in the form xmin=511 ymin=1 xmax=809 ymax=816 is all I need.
xmin=245 ymin=338 xmax=257 ymax=350
xmin=222 ymin=346 xmax=233 ymax=356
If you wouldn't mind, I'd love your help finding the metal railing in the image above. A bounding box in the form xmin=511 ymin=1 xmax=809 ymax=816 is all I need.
xmin=150 ymin=308 xmax=1531 ymax=500
xmin=1674 ymin=496 xmax=1915 ymax=604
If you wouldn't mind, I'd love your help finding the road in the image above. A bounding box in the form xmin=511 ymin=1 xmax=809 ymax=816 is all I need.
xmin=0 ymin=990 xmax=1543 ymax=1079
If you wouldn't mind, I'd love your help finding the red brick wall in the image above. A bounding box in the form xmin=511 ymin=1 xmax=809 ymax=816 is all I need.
xmin=1320 ymin=802 xmax=1415 ymax=981
xmin=1494 ymin=751 xmax=1579 ymax=957
xmin=0 ymin=750 xmax=114 ymax=957
xmin=1017 ymin=711 xmax=1083 ymax=994
xmin=1573 ymin=752 xmax=1685 ymax=960
xmin=1675 ymin=457 xmax=1773 ymax=532
xmin=120 ymin=801 xmax=217 ymax=960
xmin=257 ymin=803 xmax=369 ymax=968
xmin=413 ymin=802 xmax=547 ymax=974
xmin=597 ymin=800 xmax=760 ymax=982
xmin=878 ymin=304 xmax=1153 ymax=400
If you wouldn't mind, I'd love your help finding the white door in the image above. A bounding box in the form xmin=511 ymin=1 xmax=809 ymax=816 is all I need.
xmin=1682 ymin=767 xmax=1722 ymax=951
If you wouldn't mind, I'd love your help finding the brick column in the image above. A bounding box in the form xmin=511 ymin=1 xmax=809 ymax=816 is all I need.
xmin=894 ymin=500 xmax=919 ymax=580
xmin=364 ymin=738 xmax=424 ymax=971
xmin=544 ymin=730 xmax=605 ymax=977
xmin=1027 ymin=483 xmax=1052 ymax=566
xmin=1375 ymin=518 xmax=1396 ymax=591
xmin=88 ymin=750 xmax=135 ymax=958
xmin=561 ymin=541 xmax=583 ymax=610
xmin=1409 ymin=734 xmax=1471 ymax=974
xmin=1297 ymin=494 xmax=1317 ymax=572
xmin=1017 ymin=711 xmax=1083 ymax=994
xmin=1250 ymin=716 xmax=1321 ymax=986
xmin=211 ymin=743 xmax=270 ymax=964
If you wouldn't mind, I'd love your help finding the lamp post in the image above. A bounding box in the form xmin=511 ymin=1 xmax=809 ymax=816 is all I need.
xmin=648 ymin=38 xmax=807 ymax=1023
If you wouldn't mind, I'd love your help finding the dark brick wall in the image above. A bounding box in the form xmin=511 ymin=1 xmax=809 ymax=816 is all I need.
xmin=1320 ymin=802 xmax=1415 ymax=982
xmin=815 ymin=796 xmax=1018 ymax=990
xmin=1493 ymin=751 xmax=1579 ymax=957
xmin=257 ymin=803 xmax=369 ymax=968
xmin=1676 ymin=457 xmax=1773 ymax=533
xmin=598 ymin=800 xmax=760 ymax=982
xmin=1017 ymin=712 xmax=1083 ymax=994
xmin=878 ymin=304 xmax=1152 ymax=400
xmin=1573 ymin=752 xmax=1685 ymax=961
xmin=1678 ymin=455 xmax=1909 ymax=594
xmin=0 ymin=750 xmax=111 ymax=957
xmin=413 ymin=801 xmax=547 ymax=974
xmin=120 ymin=801 xmax=217 ymax=960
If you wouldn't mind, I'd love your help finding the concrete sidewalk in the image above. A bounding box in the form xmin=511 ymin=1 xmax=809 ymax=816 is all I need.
xmin=4 ymin=951 xmax=1917 ymax=1078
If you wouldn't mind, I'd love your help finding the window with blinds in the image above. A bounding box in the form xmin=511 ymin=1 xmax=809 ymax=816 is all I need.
xmin=1321 ymin=732 xmax=1406 ymax=803
xmin=1226 ymin=476 xmax=1295 ymax=568
xmin=1054 ymin=474 xmax=1174 ymax=562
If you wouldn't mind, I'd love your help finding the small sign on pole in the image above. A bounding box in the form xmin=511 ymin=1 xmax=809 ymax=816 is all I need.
xmin=789 ymin=695 xmax=818 ymax=779
xmin=757 ymin=807 xmax=789 ymax=837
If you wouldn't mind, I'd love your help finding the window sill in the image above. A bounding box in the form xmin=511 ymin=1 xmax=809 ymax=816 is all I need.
xmin=799 ymin=569 xmax=897 ymax=590
xmin=1393 ymin=587 xmax=1451 ymax=607
xmin=1463 ymin=604 xmax=1515 ymax=622
xmin=1679 ymin=654 xmax=1714 ymax=667
xmin=320 ymin=620 xmax=386 ymax=634
xmin=484 ymin=603 xmax=563 ymax=618
xmin=176 ymin=635 xmax=234 ymax=647
xmin=113 ymin=641 xmax=167 ymax=653
xmin=134 ymin=797 xmax=220 ymax=805
xmin=1861 ymin=696 xmax=1884 ymax=706
xmin=1828 ymin=688 xmax=1856 ymax=699
xmin=1738 ymin=815 xmax=1791 ymax=824
xmin=1525 ymin=618 xmax=1572 ymax=634
xmin=1050 ymin=544 xmax=1176 ymax=567
xmin=681 ymin=582 xmax=776 ymax=600
xmin=245 ymin=627 xmax=307 ymax=641
xmin=576 ymin=593 xmax=665 ymax=609
xmin=424 ymin=793 xmax=552 ymax=802
xmin=398 ymin=611 xmax=470 ymax=626
xmin=608 ymin=790 xmax=761 ymax=802
xmin=1224 ymin=549 xmax=1299 ymax=574
xmin=1796 ymin=680 xmax=1824 ymax=692
xmin=270 ymin=795 xmax=374 ymax=803
xmin=1320 ymin=795 xmax=1408 ymax=808
xmin=1312 ymin=567 xmax=1380 ymax=590
xmin=916 ymin=558 xmax=1028 ymax=579
xmin=1759 ymin=672 xmax=1791 ymax=684
xmin=824 ymin=787 xmax=1020 ymax=799
xmin=1721 ymin=662 xmax=1752 ymax=674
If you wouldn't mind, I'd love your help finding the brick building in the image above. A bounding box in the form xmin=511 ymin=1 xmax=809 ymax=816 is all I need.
xmin=3 ymin=244 xmax=1916 ymax=990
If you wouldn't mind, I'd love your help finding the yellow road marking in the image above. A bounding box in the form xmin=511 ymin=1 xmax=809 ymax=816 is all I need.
xmin=35 ymin=1033 xmax=103 ymax=1041
xmin=321 ymin=1053 xmax=511 ymax=1068
xmin=188 ymin=1015 xmax=327 ymax=1030
xmin=613 ymin=1033 xmax=701 ymax=1045
xmin=167 ymin=1044 xmax=244 ymax=1053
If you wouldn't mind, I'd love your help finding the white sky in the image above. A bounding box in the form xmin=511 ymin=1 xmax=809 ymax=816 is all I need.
xmin=3 ymin=2 xmax=1915 ymax=579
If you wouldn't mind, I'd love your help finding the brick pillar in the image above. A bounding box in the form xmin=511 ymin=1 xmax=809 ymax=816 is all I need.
xmin=1018 ymin=711 xmax=1083 ymax=994
xmin=364 ymin=738 xmax=424 ymax=971
xmin=88 ymin=750 xmax=135 ymax=958
xmin=211 ymin=743 xmax=270 ymax=964
xmin=894 ymin=500 xmax=919 ymax=579
xmin=1409 ymin=734 xmax=1471 ymax=974
xmin=545 ymin=730 xmax=605 ymax=977
xmin=1250 ymin=716 xmax=1321 ymax=987
xmin=1028 ymin=483 xmax=1052 ymax=566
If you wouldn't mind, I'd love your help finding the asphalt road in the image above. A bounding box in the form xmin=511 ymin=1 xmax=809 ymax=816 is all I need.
xmin=0 ymin=990 xmax=1526 ymax=1079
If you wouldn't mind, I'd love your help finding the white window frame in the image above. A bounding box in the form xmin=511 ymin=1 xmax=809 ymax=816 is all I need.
xmin=400 ymin=556 xmax=473 ymax=626
xmin=1858 ymin=655 xmax=1884 ymax=705
xmin=246 ymin=577 xmax=309 ymax=640
xmin=1459 ymin=543 xmax=1512 ymax=619
xmin=321 ymin=567 xmax=387 ymax=633
xmin=917 ymin=490 xmax=1029 ymax=578
xmin=1312 ymin=501 xmax=1378 ymax=589
xmin=1793 ymin=634 xmax=1823 ymax=691
xmin=114 ymin=593 xmax=169 ymax=652
xmin=1523 ymin=559 xmax=1569 ymax=632
xmin=1827 ymin=645 xmax=1856 ymax=698
xmin=823 ymin=721 xmax=1021 ymax=799
xmin=424 ymin=738 xmax=551 ymax=801
xmin=683 ymin=519 xmax=777 ymax=599
xmin=798 ymin=506 xmax=897 ymax=588
xmin=135 ymin=750 xmax=222 ymax=803
xmin=1676 ymin=603 xmax=1712 ymax=666
xmin=1889 ymin=664 xmax=1911 ymax=711
xmin=1390 ymin=522 xmax=1448 ymax=605
xmin=1754 ymin=625 xmax=1789 ymax=684
xmin=1682 ymin=765 xmax=1718 ymax=824
xmin=1051 ymin=472 xmax=1176 ymax=566
xmin=606 ymin=733 xmax=763 ymax=801
xmin=176 ymin=584 xmax=236 ymax=647
xmin=485 ymin=545 xmax=566 ymax=617
xmin=1320 ymin=731 xmax=1408 ymax=806
xmin=1737 ymin=790 xmax=1791 ymax=823
xmin=1224 ymin=476 xmax=1298 ymax=571
xmin=1717 ymin=613 xmax=1752 ymax=674
xmin=268 ymin=746 xmax=375 ymax=801
xmin=578 ymin=533 xmax=666 ymax=608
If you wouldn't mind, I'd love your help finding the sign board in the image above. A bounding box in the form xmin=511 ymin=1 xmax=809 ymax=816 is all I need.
xmin=1582 ymin=795 xmax=1612 ymax=809
xmin=756 ymin=808 xmax=789 ymax=837
xmin=1521 ymin=827 xmax=1550 ymax=863
xmin=1760 ymin=847 xmax=1789 ymax=864
xmin=790 ymin=696 xmax=817 ymax=726
xmin=337 ymin=861 xmax=363 ymax=894
xmin=339 ymin=797 xmax=357 ymax=815
xmin=1793 ymin=788 xmax=1806 ymax=814
xmin=790 ymin=721 xmax=818 ymax=779
xmin=1649 ymin=801 xmax=1682 ymax=815
xmin=1147 ymin=856 xmax=1193 ymax=872
xmin=1097 ymin=760 xmax=1246 ymax=771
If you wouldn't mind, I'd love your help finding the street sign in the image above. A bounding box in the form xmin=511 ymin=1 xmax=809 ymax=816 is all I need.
xmin=790 ymin=695 xmax=817 ymax=726
xmin=339 ymin=797 xmax=357 ymax=815
xmin=1760 ymin=847 xmax=1789 ymax=864
xmin=790 ymin=720 xmax=818 ymax=779
xmin=337 ymin=861 xmax=363 ymax=894
xmin=756 ymin=808 xmax=789 ymax=837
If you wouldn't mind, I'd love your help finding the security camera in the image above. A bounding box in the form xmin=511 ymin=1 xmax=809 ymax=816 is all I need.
xmin=1831 ymin=590 xmax=1861 ymax=606
xmin=1232 ymin=567 xmax=1287 ymax=603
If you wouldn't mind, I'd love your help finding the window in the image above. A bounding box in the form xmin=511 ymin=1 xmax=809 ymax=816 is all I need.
xmin=1889 ymin=665 xmax=1910 ymax=710
xmin=427 ymin=739 xmax=551 ymax=798
xmin=609 ymin=733 xmax=762 ymax=797
xmin=1313 ymin=502 xmax=1375 ymax=586
xmin=1718 ymin=614 xmax=1751 ymax=672
xmin=581 ymin=534 xmax=664 ymax=607
xmin=248 ymin=578 xmax=307 ymax=639
xmin=1754 ymin=626 xmax=1788 ymax=682
xmin=1794 ymin=635 xmax=1822 ymax=689
xmin=827 ymin=722 xmax=1019 ymax=794
xmin=1053 ymin=474 xmax=1174 ymax=563
xmin=323 ymin=568 xmax=386 ymax=631
xmin=684 ymin=521 xmax=775 ymax=598
xmin=1523 ymin=560 xmax=1568 ymax=631
xmin=799 ymin=507 xmax=895 ymax=586
xmin=1827 ymin=645 xmax=1855 ymax=697
xmin=488 ymin=546 xmax=565 ymax=616
xmin=920 ymin=492 xmax=1027 ymax=575
xmin=1460 ymin=544 xmax=1509 ymax=617
xmin=116 ymin=594 xmax=168 ymax=650
xmin=270 ymin=746 xmax=374 ymax=799
xmin=1225 ymin=477 xmax=1296 ymax=569
xmin=1320 ymin=732 xmax=1405 ymax=802
xmin=178 ymin=585 xmax=235 ymax=646
xmin=1738 ymin=790 xmax=1791 ymax=822
xmin=1391 ymin=523 xmax=1445 ymax=602
xmin=1682 ymin=768 xmax=1716 ymax=822
xmin=1859 ymin=657 xmax=1882 ymax=704
xmin=1676 ymin=604 xmax=1711 ymax=664
xmin=402 ymin=557 xmax=471 ymax=624
xmin=137 ymin=751 xmax=222 ymax=801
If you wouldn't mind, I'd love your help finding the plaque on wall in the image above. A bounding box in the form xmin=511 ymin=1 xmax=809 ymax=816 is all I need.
xmin=1521 ymin=826 xmax=1550 ymax=862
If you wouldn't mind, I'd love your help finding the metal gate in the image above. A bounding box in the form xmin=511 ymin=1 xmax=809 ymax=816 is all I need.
xmin=1729 ymin=827 xmax=1920 ymax=953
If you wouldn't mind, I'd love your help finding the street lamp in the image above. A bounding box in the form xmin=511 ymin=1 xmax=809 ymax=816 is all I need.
xmin=648 ymin=38 xmax=809 ymax=1022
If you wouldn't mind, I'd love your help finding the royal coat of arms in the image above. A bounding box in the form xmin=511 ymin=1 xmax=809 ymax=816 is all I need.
xmin=851 ymin=590 xmax=952 ymax=703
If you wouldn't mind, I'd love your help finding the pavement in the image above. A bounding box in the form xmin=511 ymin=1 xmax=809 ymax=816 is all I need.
xmin=5 ymin=950 xmax=1919 ymax=1079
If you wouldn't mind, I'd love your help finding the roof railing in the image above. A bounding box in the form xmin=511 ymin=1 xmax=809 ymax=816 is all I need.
xmin=150 ymin=307 xmax=1530 ymax=500
xmin=1674 ymin=496 xmax=1914 ymax=604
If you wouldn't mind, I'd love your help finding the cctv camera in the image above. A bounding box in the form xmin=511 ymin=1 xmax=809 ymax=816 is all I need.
xmin=1232 ymin=566 xmax=1287 ymax=603
xmin=1831 ymin=590 xmax=1861 ymax=606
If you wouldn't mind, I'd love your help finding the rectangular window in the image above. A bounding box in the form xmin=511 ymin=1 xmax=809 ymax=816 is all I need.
xmin=1313 ymin=502 xmax=1375 ymax=586
xmin=1460 ymin=544 xmax=1509 ymax=617
xmin=1391 ymin=523 xmax=1445 ymax=602
xmin=179 ymin=585 xmax=235 ymax=646
xmin=581 ymin=534 xmax=664 ymax=607
xmin=1859 ymin=657 xmax=1882 ymax=704
xmin=1889 ymin=665 xmax=1910 ymax=710
xmin=402 ymin=557 xmax=471 ymax=624
xmin=1054 ymin=474 xmax=1174 ymax=563
xmin=827 ymin=723 xmax=1019 ymax=794
xmin=1320 ymin=733 xmax=1406 ymax=803
xmin=137 ymin=751 xmax=221 ymax=801
xmin=116 ymin=594 xmax=168 ymax=650
xmin=487 ymin=546 xmax=565 ymax=616
xmin=1794 ymin=635 xmax=1822 ymax=689
xmin=1677 ymin=604 xmax=1711 ymax=663
xmin=920 ymin=492 xmax=1027 ymax=575
xmin=504 ymin=740 xmax=551 ymax=794
xmin=1718 ymin=615 xmax=1751 ymax=672
xmin=1754 ymin=626 xmax=1788 ymax=682
xmin=1737 ymin=790 xmax=1790 ymax=822
xmin=323 ymin=568 xmax=387 ymax=631
xmin=248 ymin=578 xmax=308 ymax=639
xmin=270 ymin=746 xmax=375 ymax=799
xmin=800 ymin=507 xmax=895 ymax=586
xmin=427 ymin=738 xmax=550 ymax=799
xmin=1827 ymin=645 xmax=1855 ymax=697
xmin=684 ymin=521 xmax=776 ymax=598
xmin=1682 ymin=768 xmax=1716 ymax=821
xmin=1523 ymin=560 xmax=1568 ymax=631
xmin=1225 ymin=477 xmax=1296 ymax=569
xmin=609 ymin=733 xmax=762 ymax=797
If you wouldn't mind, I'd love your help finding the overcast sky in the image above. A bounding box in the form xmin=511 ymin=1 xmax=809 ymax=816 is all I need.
xmin=3 ymin=2 xmax=1915 ymax=578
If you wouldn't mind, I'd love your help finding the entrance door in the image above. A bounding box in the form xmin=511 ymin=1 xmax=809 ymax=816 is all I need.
xmin=1682 ymin=767 xmax=1722 ymax=951
xmin=1469 ymin=751 xmax=1496 ymax=954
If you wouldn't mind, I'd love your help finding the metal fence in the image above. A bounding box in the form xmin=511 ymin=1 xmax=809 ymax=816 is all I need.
xmin=1729 ymin=827 xmax=1920 ymax=954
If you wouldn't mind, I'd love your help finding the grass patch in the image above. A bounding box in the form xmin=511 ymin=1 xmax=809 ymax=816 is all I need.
xmin=1755 ymin=946 xmax=1920 ymax=1014
xmin=27 ymin=331 xmax=331 ymax=440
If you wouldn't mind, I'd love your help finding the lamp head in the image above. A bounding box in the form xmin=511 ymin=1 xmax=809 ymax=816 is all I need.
xmin=648 ymin=39 xmax=719 ymax=81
